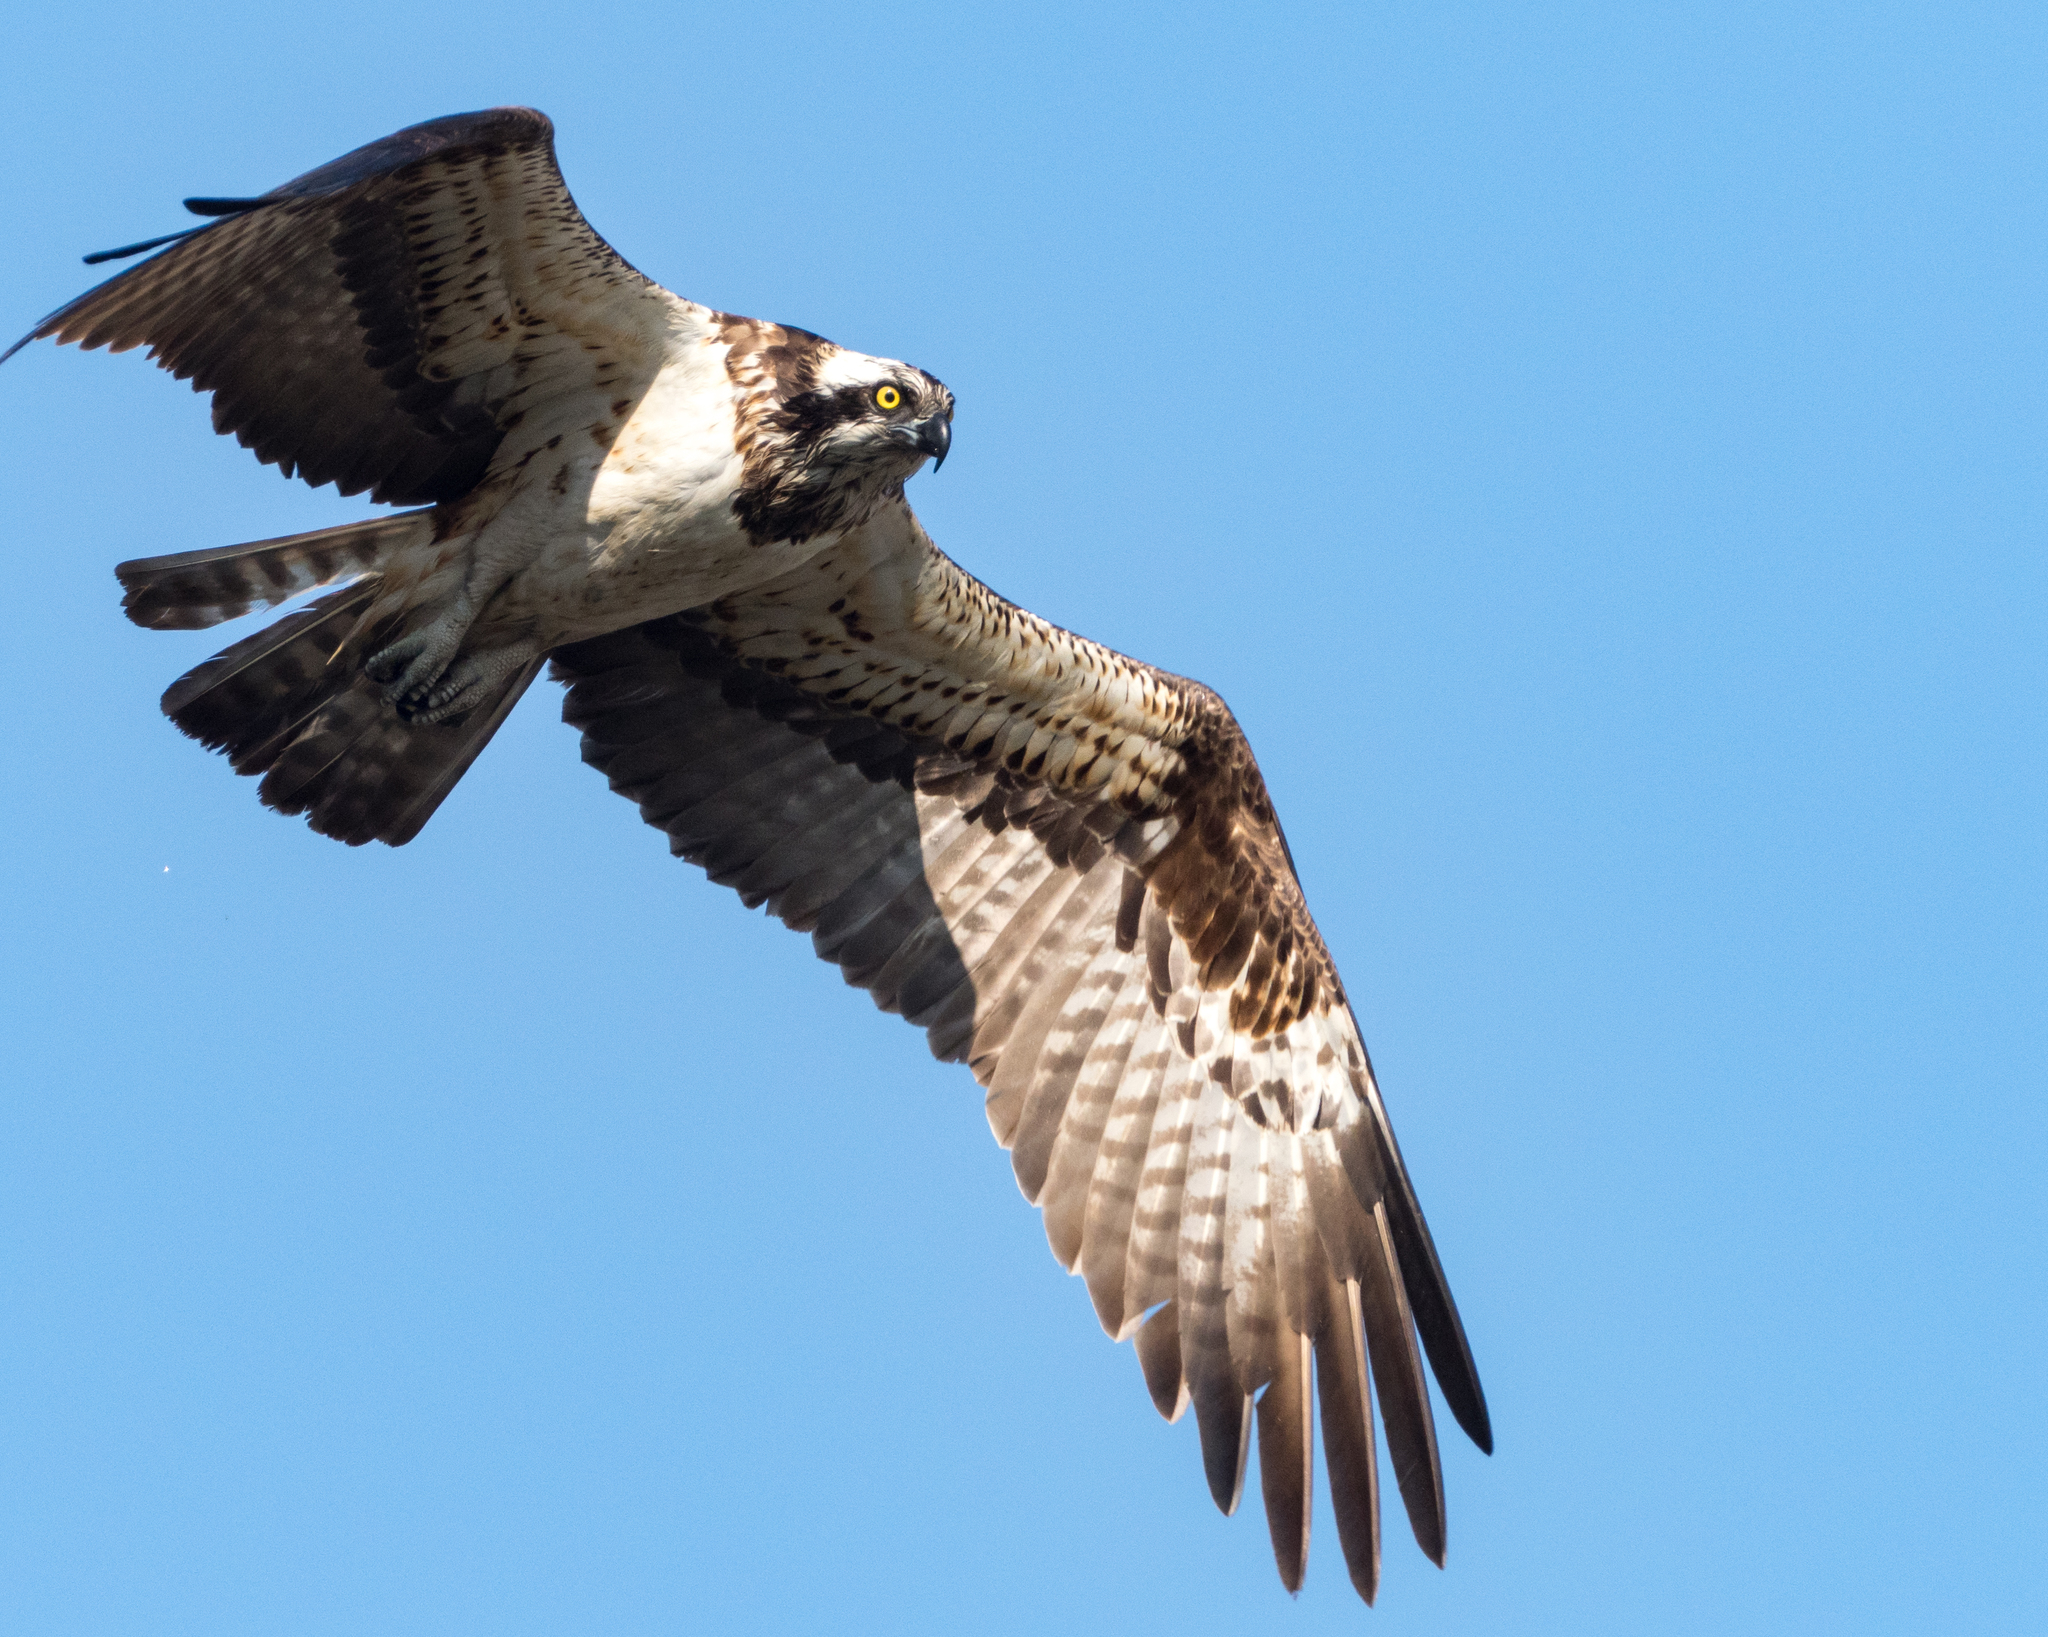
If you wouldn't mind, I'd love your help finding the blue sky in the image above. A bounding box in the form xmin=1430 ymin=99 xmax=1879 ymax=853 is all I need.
xmin=1 ymin=3 xmax=2042 ymax=1632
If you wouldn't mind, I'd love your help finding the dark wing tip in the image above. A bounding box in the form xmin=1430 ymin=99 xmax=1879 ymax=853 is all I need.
xmin=1194 ymin=1385 xmax=1252 ymax=1516
xmin=0 ymin=282 xmax=104 ymax=361
xmin=1463 ymin=1395 xmax=1496 ymax=1457
xmin=80 ymin=225 xmax=212 ymax=266
xmin=8 ymin=194 xmax=274 ymax=357
xmin=3 ymin=234 xmax=199 ymax=364
xmin=1398 ymin=1225 xmax=1493 ymax=1456
xmin=1348 ymin=1025 xmax=1495 ymax=1455
xmin=182 ymin=196 xmax=272 ymax=217
xmin=1371 ymin=1121 xmax=1494 ymax=1455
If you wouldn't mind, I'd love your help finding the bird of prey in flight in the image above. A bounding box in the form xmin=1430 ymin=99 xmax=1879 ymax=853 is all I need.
xmin=6 ymin=108 xmax=1491 ymax=1604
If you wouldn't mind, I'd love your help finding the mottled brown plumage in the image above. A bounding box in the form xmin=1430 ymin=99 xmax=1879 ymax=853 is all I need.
xmin=7 ymin=107 xmax=1490 ymax=1605
xmin=7 ymin=108 xmax=651 ymax=506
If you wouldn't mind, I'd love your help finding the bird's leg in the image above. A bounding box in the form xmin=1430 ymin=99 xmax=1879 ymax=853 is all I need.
xmin=364 ymin=510 xmax=546 ymax=719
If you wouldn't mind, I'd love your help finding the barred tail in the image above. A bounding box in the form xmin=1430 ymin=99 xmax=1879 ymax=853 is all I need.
xmin=161 ymin=577 xmax=541 ymax=846
xmin=117 ymin=509 xmax=432 ymax=630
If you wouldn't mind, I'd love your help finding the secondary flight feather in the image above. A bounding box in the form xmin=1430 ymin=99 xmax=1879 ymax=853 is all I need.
xmin=6 ymin=107 xmax=1490 ymax=1603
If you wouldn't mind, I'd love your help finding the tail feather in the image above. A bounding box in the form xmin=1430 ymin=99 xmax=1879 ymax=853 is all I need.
xmin=118 ymin=509 xmax=432 ymax=630
xmin=258 ymin=657 xmax=543 ymax=845
xmin=163 ymin=580 xmax=383 ymax=764
xmin=161 ymin=574 xmax=540 ymax=846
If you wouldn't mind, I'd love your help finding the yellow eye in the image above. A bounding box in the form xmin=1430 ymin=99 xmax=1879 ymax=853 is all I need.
xmin=874 ymin=384 xmax=903 ymax=411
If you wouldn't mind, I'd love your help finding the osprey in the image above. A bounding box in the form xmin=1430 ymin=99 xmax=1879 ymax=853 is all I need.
xmin=7 ymin=109 xmax=1490 ymax=1603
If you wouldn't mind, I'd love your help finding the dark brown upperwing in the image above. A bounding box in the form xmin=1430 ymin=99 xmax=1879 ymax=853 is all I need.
xmin=5 ymin=107 xmax=655 ymax=505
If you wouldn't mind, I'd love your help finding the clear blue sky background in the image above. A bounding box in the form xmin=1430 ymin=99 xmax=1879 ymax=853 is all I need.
xmin=1 ymin=3 xmax=2041 ymax=1632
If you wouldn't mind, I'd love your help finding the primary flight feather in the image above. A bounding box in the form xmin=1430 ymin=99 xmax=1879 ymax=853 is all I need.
xmin=6 ymin=107 xmax=1490 ymax=1603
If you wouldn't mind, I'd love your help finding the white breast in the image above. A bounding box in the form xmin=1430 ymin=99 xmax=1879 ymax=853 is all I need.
xmin=489 ymin=322 xmax=844 ymax=646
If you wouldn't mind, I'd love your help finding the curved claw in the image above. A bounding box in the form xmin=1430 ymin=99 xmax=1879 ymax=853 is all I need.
xmin=399 ymin=642 xmax=541 ymax=726
xmin=367 ymin=625 xmax=463 ymax=711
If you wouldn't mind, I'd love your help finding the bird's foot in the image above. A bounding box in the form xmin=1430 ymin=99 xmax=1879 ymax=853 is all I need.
xmin=366 ymin=604 xmax=481 ymax=720
xmin=367 ymin=626 xmax=456 ymax=706
xmin=390 ymin=641 xmax=540 ymax=726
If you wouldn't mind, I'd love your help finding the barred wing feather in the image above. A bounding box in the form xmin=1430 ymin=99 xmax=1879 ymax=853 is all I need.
xmin=5 ymin=106 xmax=672 ymax=505
xmin=551 ymin=520 xmax=1491 ymax=1601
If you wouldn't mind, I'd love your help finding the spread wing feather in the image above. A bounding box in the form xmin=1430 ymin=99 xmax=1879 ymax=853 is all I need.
xmin=7 ymin=107 xmax=671 ymax=505
xmin=12 ymin=105 xmax=1481 ymax=1602
xmin=550 ymin=516 xmax=1491 ymax=1601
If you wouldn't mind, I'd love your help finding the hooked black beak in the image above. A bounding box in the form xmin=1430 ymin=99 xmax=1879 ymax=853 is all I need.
xmin=912 ymin=412 xmax=951 ymax=470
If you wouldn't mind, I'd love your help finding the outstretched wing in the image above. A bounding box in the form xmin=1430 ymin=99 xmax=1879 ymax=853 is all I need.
xmin=549 ymin=510 xmax=1491 ymax=1603
xmin=4 ymin=107 xmax=673 ymax=504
